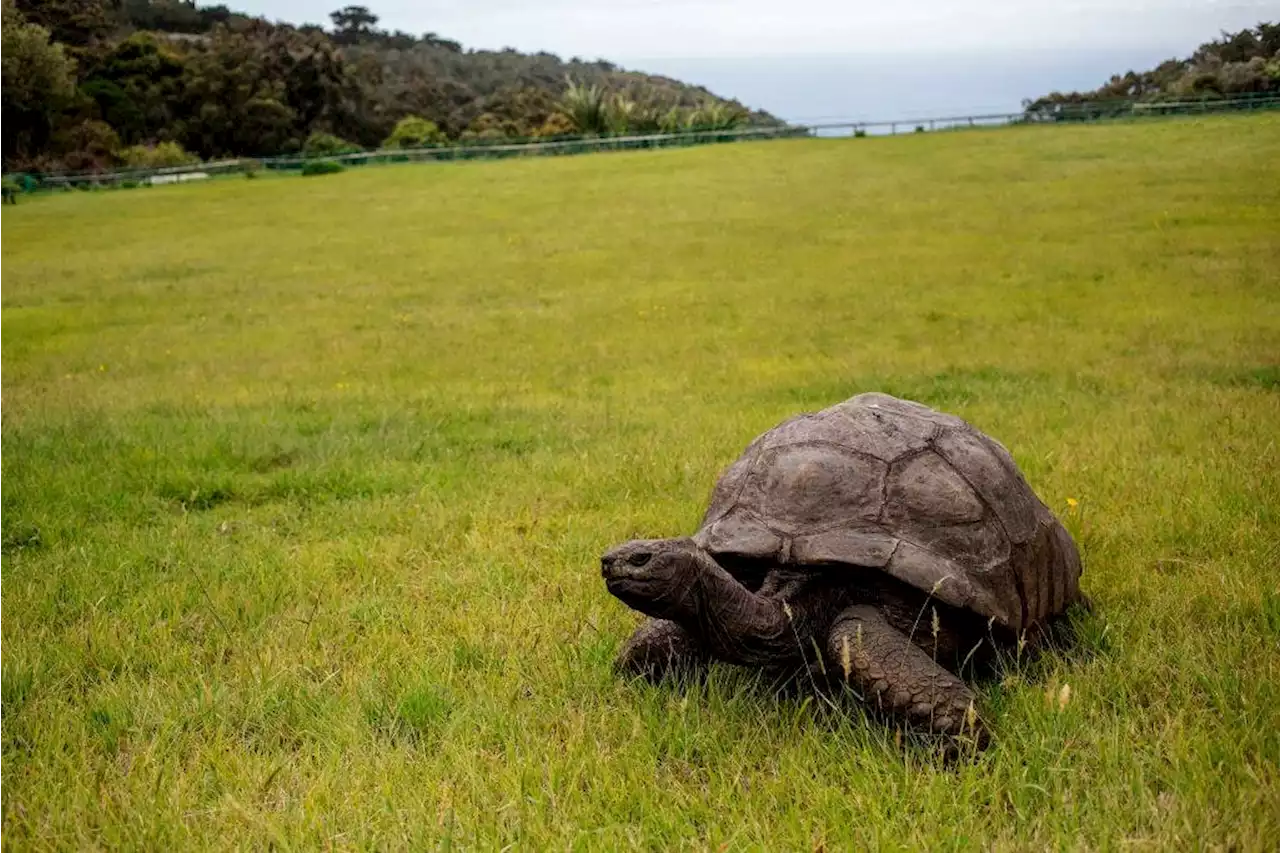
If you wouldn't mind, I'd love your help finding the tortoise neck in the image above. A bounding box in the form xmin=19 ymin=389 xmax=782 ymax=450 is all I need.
xmin=687 ymin=558 xmax=795 ymax=666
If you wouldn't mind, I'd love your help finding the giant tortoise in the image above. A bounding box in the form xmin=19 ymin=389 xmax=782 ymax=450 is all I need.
xmin=601 ymin=392 xmax=1085 ymax=746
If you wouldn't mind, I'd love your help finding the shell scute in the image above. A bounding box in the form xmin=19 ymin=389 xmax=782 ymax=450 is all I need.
xmin=693 ymin=508 xmax=782 ymax=559
xmin=791 ymin=527 xmax=898 ymax=567
xmin=827 ymin=399 xmax=938 ymax=461
xmin=745 ymin=444 xmax=887 ymax=536
xmin=883 ymin=451 xmax=985 ymax=526
xmin=931 ymin=429 xmax=1039 ymax=544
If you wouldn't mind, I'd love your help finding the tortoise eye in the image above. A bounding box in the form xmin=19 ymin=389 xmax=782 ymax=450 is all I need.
xmin=627 ymin=551 xmax=652 ymax=567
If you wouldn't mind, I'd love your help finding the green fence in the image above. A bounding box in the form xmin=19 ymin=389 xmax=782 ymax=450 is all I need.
xmin=260 ymin=124 xmax=806 ymax=172
xmin=3 ymin=125 xmax=806 ymax=192
xmin=1020 ymin=92 xmax=1280 ymax=123
xmin=5 ymin=93 xmax=1278 ymax=194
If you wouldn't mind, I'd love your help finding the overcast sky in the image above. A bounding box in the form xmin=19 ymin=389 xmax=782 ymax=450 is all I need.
xmin=238 ymin=1 xmax=1277 ymax=59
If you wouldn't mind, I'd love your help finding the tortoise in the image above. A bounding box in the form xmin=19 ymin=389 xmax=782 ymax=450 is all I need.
xmin=601 ymin=392 xmax=1084 ymax=746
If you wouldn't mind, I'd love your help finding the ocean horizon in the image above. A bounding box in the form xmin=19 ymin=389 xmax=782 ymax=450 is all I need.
xmin=624 ymin=46 xmax=1195 ymax=125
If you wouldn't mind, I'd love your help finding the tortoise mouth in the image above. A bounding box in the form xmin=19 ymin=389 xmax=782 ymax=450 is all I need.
xmin=602 ymin=569 xmax=663 ymax=613
xmin=600 ymin=537 xmax=709 ymax=618
xmin=601 ymin=547 xmax=676 ymax=613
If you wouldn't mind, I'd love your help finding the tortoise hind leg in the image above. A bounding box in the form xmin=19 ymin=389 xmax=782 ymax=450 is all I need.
xmin=827 ymin=605 xmax=989 ymax=749
xmin=615 ymin=618 xmax=709 ymax=682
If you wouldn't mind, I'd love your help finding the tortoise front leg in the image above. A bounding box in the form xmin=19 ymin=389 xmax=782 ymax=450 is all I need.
xmin=827 ymin=605 xmax=989 ymax=749
xmin=615 ymin=617 xmax=709 ymax=682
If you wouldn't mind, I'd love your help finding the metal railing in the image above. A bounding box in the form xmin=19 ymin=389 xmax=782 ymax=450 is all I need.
xmin=5 ymin=93 xmax=1278 ymax=191
xmin=3 ymin=125 xmax=805 ymax=190
xmin=27 ymin=158 xmax=246 ymax=190
xmin=804 ymin=93 xmax=1280 ymax=137
xmin=1020 ymin=92 xmax=1280 ymax=123
xmin=260 ymin=124 xmax=806 ymax=171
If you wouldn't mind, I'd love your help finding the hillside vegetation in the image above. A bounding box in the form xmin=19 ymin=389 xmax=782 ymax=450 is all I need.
xmin=1 ymin=0 xmax=773 ymax=171
xmin=3 ymin=115 xmax=1278 ymax=849
xmin=1026 ymin=22 xmax=1279 ymax=118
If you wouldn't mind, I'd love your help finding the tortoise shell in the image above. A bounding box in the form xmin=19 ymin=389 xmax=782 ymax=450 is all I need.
xmin=691 ymin=393 xmax=1082 ymax=634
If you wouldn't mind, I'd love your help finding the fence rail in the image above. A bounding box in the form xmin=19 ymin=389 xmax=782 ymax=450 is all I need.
xmin=4 ymin=125 xmax=805 ymax=190
xmin=1022 ymin=92 xmax=1280 ymax=123
xmin=804 ymin=93 xmax=1280 ymax=137
xmin=6 ymin=93 xmax=1279 ymax=191
xmin=261 ymin=124 xmax=806 ymax=171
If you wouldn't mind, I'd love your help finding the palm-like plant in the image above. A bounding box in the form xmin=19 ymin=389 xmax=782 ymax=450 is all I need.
xmin=688 ymin=102 xmax=748 ymax=131
xmin=559 ymin=78 xmax=609 ymax=135
xmin=605 ymin=97 xmax=666 ymax=134
xmin=627 ymin=102 xmax=664 ymax=134
xmin=605 ymin=95 xmax=636 ymax=134
xmin=658 ymin=106 xmax=687 ymax=134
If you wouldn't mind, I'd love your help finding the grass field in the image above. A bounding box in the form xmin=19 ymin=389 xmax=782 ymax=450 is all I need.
xmin=3 ymin=114 xmax=1279 ymax=850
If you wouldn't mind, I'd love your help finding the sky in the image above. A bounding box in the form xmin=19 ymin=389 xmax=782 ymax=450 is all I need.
xmin=237 ymin=1 xmax=1278 ymax=121
xmin=240 ymin=1 xmax=1278 ymax=60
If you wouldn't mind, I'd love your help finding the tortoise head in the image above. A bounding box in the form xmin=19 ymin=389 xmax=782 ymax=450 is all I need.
xmin=601 ymin=537 xmax=713 ymax=620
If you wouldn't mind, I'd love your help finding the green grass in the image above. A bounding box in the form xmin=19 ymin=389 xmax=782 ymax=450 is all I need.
xmin=3 ymin=114 xmax=1279 ymax=850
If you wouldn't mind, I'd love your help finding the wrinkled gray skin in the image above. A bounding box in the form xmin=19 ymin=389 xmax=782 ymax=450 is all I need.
xmin=601 ymin=393 xmax=1085 ymax=749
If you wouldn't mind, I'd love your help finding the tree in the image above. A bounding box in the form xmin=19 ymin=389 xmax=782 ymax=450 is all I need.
xmin=78 ymin=32 xmax=186 ymax=146
xmin=172 ymin=20 xmax=355 ymax=158
xmin=2 ymin=0 xmax=78 ymax=166
xmin=2 ymin=0 xmax=779 ymax=168
xmin=421 ymin=31 xmax=461 ymax=52
xmin=271 ymin=25 xmax=352 ymax=132
xmin=120 ymin=0 xmax=204 ymax=34
xmin=178 ymin=24 xmax=299 ymax=157
xmin=120 ymin=1 xmax=243 ymax=34
xmin=455 ymin=85 xmax=559 ymax=138
xmin=1024 ymin=21 xmax=1280 ymax=117
xmin=13 ymin=0 xmax=119 ymax=48
xmin=329 ymin=4 xmax=377 ymax=44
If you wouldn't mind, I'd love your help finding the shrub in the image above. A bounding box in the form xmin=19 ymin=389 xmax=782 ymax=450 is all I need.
xmin=300 ymin=159 xmax=345 ymax=176
xmin=382 ymin=115 xmax=447 ymax=149
xmin=458 ymin=127 xmax=509 ymax=144
xmin=56 ymin=120 xmax=120 ymax=172
xmin=119 ymin=141 xmax=199 ymax=169
xmin=853 ymin=129 xmax=868 ymax=138
xmin=242 ymin=158 xmax=263 ymax=179
xmin=301 ymin=131 xmax=360 ymax=159
xmin=1 ymin=177 xmax=20 ymax=204
xmin=533 ymin=112 xmax=576 ymax=138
